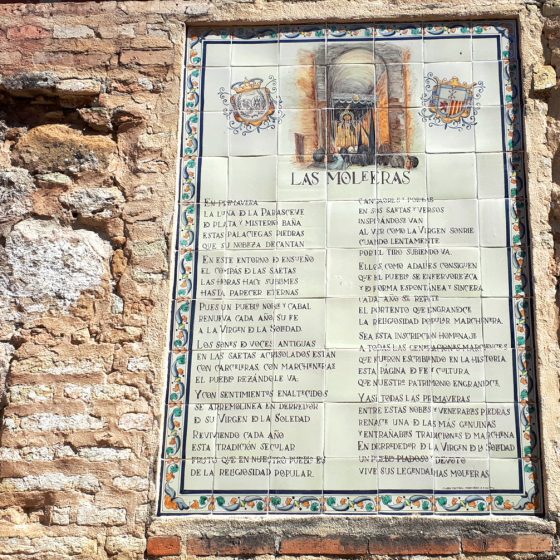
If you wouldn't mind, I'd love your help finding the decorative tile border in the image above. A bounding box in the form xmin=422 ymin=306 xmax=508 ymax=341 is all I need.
xmin=158 ymin=21 xmax=541 ymax=515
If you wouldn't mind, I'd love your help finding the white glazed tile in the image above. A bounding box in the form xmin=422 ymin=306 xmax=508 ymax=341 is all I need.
xmin=428 ymin=199 xmax=478 ymax=246
xmin=378 ymin=456 xmax=434 ymax=492
xmin=202 ymin=66 xmax=232 ymax=111
xmin=472 ymin=61 xmax=501 ymax=105
xmin=482 ymin=298 xmax=513 ymax=350
xmin=484 ymin=348 xmax=515 ymax=402
xmin=278 ymin=155 xmax=327 ymax=202
xmin=221 ymin=251 xmax=274 ymax=299
xmin=231 ymin=41 xmax=279 ymax=66
xmin=327 ymin=199 xmax=374 ymax=248
xmin=185 ymin=404 xmax=217 ymax=458
xmin=214 ymin=456 xmax=269 ymax=491
xmin=429 ymin=247 xmax=482 ymax=298
xmin=430 ymin=298 xmax=483 ymax=351
xmin=225 ymin=201 xmax=276 ymax=251
xmin=376 ymin=153 xmax=426 ymax=199
xmin=325 ymin=403 xmax=373 ymax=457
xmin=270 ymin=458 xmax=323 ymax=491
xmin=228 ymin=156 xmax=277 ymax=201
xmin=477 ymin=152 xmax=507 ymax=198
xmin=377 ymin=247 xmax=429 ymax=297
xmin=479 ymin=199 xmax=508 ymax=246
xmin=327 ymin=41 xmax=374 ymax=65
xmin=435 ymin=457 xmax=490 ymax=492
xmin=274 ymin=249 xmax=326 ymax=298
xmin=426 ymin=153 xmax=476 ymax=199
xmin=325 ymin=350 xmax=374 ymax=403
xmin=324 ymin=457 xmax=377 ymax=492
xmin=274 ymin=298 xmax=326 ymax=351
xmin=475 ymin=106 xmax=505 ymax=152
xmin=279 ymin=36 xmax=326 ymax=66
xmin=326 ymin=298 xmax=363 ymax=349
xmin=472 ymin=35 xmax=501 ymax=61
xmin=327 ymin=248 xmax=373 ymax=297
xmin=426 ymin=121 xmax=475 ymax=154
xmin=182 ymin=459 xmax=215 ymax=493
xmin=187 ymin=352 xmax=220 ymax=404
xmin=378 ymin=298 xmax=432 ymax=348
xmin=278 ymin=109 xmax=325 ymax=155
xmin=270 ymin=402 xmax=324 ymax=457
xmin=424 ymin=37 xmax=472 ymax=62
xmin=279 ymin=65 xmax=327 ymax=109
xmin=489 ymin=458 xmax=522 ymax=491
xmin=487 ymin=403 xmax=519 ymax=458
xmin=219 ymin=299 xmax=274 ymax=351
xmin=480 ymin=247 xmax=510 ymax=297
xmin=199 ymin=157 xmax=228 ymax=203
xmin=433 ymin=403 xmax=488 ymax=458
xmin=200 ymin=112 xmax=228 ymax=157
xmin=276 ymin=201 xmax=326 ymax=248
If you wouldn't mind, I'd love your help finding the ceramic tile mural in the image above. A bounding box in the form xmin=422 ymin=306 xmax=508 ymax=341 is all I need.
xmin=159 ymin=21 xmax=541 ymax=515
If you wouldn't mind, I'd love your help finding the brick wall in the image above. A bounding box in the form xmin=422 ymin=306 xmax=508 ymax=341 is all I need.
xmin=0 ymin=1 xmax=559 ymax=559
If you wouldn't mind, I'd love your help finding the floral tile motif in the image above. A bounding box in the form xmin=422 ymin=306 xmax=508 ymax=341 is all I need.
xmin=159 ymin=21 xmax=540 ymax=516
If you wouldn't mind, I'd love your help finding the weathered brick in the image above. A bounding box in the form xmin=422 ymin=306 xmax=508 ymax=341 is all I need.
xmin=187 ymin=536 xmax=276 ymax=556
xmin=280 ymin=536 xmax=367 ymax=556
xmin=463 ymin=534 xmax=553 ymax=553
xmin=369 ymin=537 xmax=461 ymax=556
xmin=147 ymin=535 xmax=181 ymax=557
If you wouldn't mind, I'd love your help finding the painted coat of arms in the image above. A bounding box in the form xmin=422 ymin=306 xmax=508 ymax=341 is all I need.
xmin=420 ymin=74 xmax=484 ymax=130
xmin=219 ymin=77 xmax=283 ymax=134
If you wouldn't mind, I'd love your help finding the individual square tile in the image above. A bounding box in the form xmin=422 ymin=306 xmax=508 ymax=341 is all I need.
xmin=273 ymin=249 xmax=326 ymax=298
xmin=221 ymin=250 xmax=274 ymax=299
xmin=487 ymin=403 xmax=520 ymax=458
xmin=327 ymin=162 xmax=377 ymax=201
xmin=175 ymin=300 xmax=224 ymax=351
xmin=228 ymin=156 xmax=277 ymax=201
xmin=276 ymin=201 xmax=326 ymax=248
xmin=279 ymin=33 xmax=326 ymax=66
xmin=327 ymin=199 xmax=376 ymax=248
xmin=220 ymin=306 xmax=274 ymax=352
xmin=273 ymin=347 xmax=325 ymax=402
xmin=435 ymin=457 xmax=490 ymax=493
xmin=428 ymin=199 xmax=478 ymax=246
xmin=377 ymin=153 xmax=426 ymax=198
xmin=229 ymin=123 xmax=278 ymax=156
xmin=480 ymin=247 xmax=510 ymax=297
xmin=188 ymin=351 xmax=220 ymax=404
xmin=475 ymin=106 xmax=506 ymax=152
xmin=204 ymin=38 xmax=232 ymax=67
xmin=270 ymin=457 xmax=323 ymax=492
xmin=215 ymin=407 xmax=271 ymax=458
xmin=278 ymin=110 xmax=325 ymax=155
xmin=200 ymin=112 xmax=228 ymax=156
xmin=472 ymin=34 xmax=501 ymax=61
xmin=431 ymin=349 xmax=485 ymax=404
xmin=197 ymin=204 xmax=227 ymax=251
xmin=378 ymin=456 xmax=434 ymax=494
xmin=429 ymin=247 xmax=482 ymax=298
xmin=199 ymin=157 xmax=228 ymax=203
xmin=325 ymin=403 xmax=374 ymax=457
xmin=377 ymin=196 xmax=428 ymax=246
xmin=202 ymin=66 xmax=232 ymax=111
xmin=425 ymin=119 xmax=475 ymax=153
xmin=476 ymin=152 xmax=508 ymax=198
xmin=378 ymin=298 xmax=432 ymax=348
xmin=375 ymin=35 xmax=423 ymax=62
xmin=192 ymin=253 xmax=227 ymax=300
xmin=327 ymin=40 xmax=374 ymax=65
xmin=377 ymin=246 xmax=429 ymax=297
xmin=430 ymin=298 xmax=483 ymax=351
xmin=184 ymin=403 xmax=218 ymax=458
xmin=270 ymin=402 xmax=324 ymax=458
xmin=214 ymin=456 xmax=269 ymax=493
xmin=426 ymin=153 xmax=476 ymax=199
xmin=482 ymin=297 xmax=514 ymax=350
xmin=225 ymin=201 xmax=276 ymax=250
xmin=479 ymin=199 xmax=508 ymax=246
xmin=273 ymin=298 xmax=326 ymax=351
xmin=327 ymin=247 xmax=373 ymax=294
xmin=375 ymin=63 xmax=424 ymax=107
xmin=231 ymin=39 xmax=279 ymax=66
xmin=324 ymin=457 xmax=377 ymax=493
xmin=484 ymin=348 xmax=516 ymax=402
xmin=325 ymin=350 xmax=376 ymax=403
xmin=277 ymin=155 xmax=327 ymax=202
xmin=433 ymin=403 xmax=488 ymax=458
xmin=424 ymin=36 xmax=472 ymax=63
xmin=489 ymin=458 xmax=523 ymax=493
xmin=326 ymin=298 xmax=366 ymax=349
xmin=278 ymin=65 xmax=327 ymax=109
xmin=472 ymin=61 xmax=502 ymax=105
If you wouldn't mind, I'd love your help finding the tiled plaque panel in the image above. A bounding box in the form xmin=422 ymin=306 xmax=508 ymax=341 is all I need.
xmin=159 ymin=21 xmax=542 ymax=515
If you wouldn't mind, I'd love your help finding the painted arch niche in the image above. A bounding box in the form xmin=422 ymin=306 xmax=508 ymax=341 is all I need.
xmin=285 ymin=41 xmax=418 ymax=169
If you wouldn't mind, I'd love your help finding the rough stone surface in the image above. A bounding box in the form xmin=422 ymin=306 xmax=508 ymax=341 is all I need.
xmin=4 ymin=219 xmax=111 ymax=310
xmin=0 ymin=2 xmax=558 ymax=560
